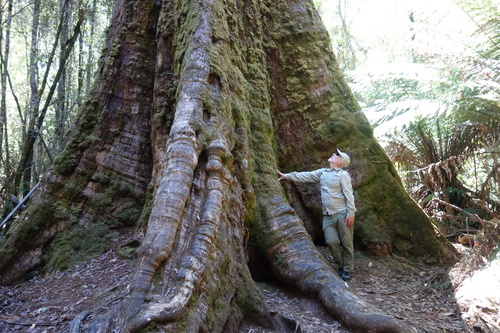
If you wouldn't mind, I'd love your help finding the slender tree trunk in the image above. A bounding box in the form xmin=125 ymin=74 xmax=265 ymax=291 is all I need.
xmin=17 ymin=0 xmax=42 ymax=195
xmin=85 ymin=0 xmax=98 ymax=95
xmin=337 ymin=0 xmax=356 ymax=70
xmin=0 ymin=1 xmax=18 ymax=221
xmin=0 ymin=0 xmax=13 ymax=184
xmin=0 ymin=2 xmax=6 ymax=219
xmin=55 ymin=0 xmax=71 ymax=151
xmin=77 ymin=0 xmax=85 ymax=106
xmin=0 ymin=3 xmax=5 ymax=168
xmin=13 ymin=1 xmax=83 ymax=196
xmin=0 ymin=0 xmax=456 ymax=332
xmin=20 ymin=0 xmax=42 ymax=196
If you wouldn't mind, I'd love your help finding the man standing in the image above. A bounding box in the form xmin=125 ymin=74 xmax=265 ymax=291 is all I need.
xmin=278 ymin=149 xmax=356 ymax=281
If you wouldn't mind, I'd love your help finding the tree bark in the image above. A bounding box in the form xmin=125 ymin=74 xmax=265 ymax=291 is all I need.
xmin=55 ymin=0 xmax=71 ymax=151
xmin=18 ymin=0 xmax=42 ymax=196
xmin=0 ymin=0 xmax=456 ymax=332
xmin=0 ymin=0 xmax=13 ymax=190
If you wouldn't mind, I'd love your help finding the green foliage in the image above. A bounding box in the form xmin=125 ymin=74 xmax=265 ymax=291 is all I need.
xmin=315 ymin=0 xmax=500 ymax=219
xmin=0 ymin=0 xmax=113 ymax=197
xmin=89 ymin=193 xmax=115 ymax=214
xmin=456 ymin=0 xmax=500 ymax=58
xmin=384 ymin=114 xmax=498 ymax=221
xmin=349 ymin=69 xmax=437 ymax=107
xmin=388 ymin=116 xmax=485 ymax=165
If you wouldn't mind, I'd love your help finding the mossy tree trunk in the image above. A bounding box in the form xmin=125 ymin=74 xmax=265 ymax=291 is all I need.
xmin=0 ymin=0 xmax=456 ymax=332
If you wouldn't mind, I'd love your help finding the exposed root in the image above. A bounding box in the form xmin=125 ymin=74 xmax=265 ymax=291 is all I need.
xmin=125 ymin=0 xmax=214 ymax=328
xmin=69 ymin=310 xmax=91 ymax=333
xmin=258 ymin=176 xmax=417 ymax=332
xmin=128 ymin=141 xmax=233 ymax=332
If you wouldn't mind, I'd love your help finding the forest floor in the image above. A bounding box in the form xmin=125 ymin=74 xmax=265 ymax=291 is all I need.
xmin=0 ymin=238 xmax=499 ymax=333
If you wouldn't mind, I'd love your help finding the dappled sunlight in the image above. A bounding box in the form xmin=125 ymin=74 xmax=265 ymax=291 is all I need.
xmin=455 ymin=255 xmax=500 ymax=301
xmin=448 ymin=231 xmax=500 ymax=331
xmin=452 ymin=253 xmax=500 ymax=329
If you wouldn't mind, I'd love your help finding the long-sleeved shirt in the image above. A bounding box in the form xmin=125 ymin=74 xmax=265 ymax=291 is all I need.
xmin=285 ymin=167 xmax=356 ymax=217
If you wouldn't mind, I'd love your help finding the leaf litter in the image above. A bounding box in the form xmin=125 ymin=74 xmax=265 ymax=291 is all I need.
xmin=0 ymin=242 xmax=497 ymax=332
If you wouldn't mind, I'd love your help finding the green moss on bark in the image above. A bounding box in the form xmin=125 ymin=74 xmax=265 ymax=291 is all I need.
xmin=259 ymin=0 xmax=451 ymax=262
xmin=52 ymin=98 xmax=102 ymax=175
xmin=46 ymin=222 xmax=114 ymax=272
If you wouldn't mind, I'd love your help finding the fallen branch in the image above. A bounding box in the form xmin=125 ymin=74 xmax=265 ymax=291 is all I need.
xmin=432 ymin=198 xmax=487 ymax=228
xmin=473 ymin=199 xmax=499 ymax=219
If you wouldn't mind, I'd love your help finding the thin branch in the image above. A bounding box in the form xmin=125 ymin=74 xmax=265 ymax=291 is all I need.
xmin=37 ymin=131 xmax=54 ymax=163
xmin=432 ymin=197 xmax=488 ymax=228
xmin=452 ymin=0 xmax=498 ymax=46
xmin=35 ymin=9 xmax=85 ymax=131
xmin=473 ymin=198 xmax=499 ymax=219
xmin=0 ymin=52 xmax=24 ymax=124
xmin=14 ymin=7 xmax=85 ymax=191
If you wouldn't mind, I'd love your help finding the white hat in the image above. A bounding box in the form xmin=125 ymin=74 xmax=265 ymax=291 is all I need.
xmin=336 ymin=148 xmax=351 ymax=168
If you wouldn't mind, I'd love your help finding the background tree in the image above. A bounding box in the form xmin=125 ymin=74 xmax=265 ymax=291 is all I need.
xmin=0 ymin=0 xmax=456 ymax=332
xmin=314 ymin=0 xmax=499 ymax=229
xmin=313 ymin=0 xmax=363 ymax=71
xmin=0 ymin=0 xmax=14 ymax=210
xmin=13 ymin=0 xmax=84 ymax=197
xmin=0 ymin=0 xmax=111 ymax=221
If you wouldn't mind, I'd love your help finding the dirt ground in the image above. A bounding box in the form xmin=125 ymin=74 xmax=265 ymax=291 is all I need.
xmin=0 ymin=242 xmax=498 ymax=333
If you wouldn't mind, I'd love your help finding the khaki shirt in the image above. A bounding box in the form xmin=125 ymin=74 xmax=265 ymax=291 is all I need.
xmin=285 ymin=167 xmax=356 ymax=217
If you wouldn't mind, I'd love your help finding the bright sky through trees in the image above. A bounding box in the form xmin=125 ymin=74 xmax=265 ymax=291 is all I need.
xmin=318 ymin=0 xmax=485 ymax=66
xmin=316 ymin=0 xmax=500 ymax=138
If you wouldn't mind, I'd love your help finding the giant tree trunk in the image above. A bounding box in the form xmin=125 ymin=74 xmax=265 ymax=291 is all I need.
xmin=0 ymin=0 xmax=456 ymax=332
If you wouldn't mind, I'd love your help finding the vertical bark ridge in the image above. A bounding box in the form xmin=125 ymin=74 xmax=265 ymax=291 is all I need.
xmin=128 ymin=139 xmax=233 ymax=332
xmin=125 ymin=0 xmax=215 ymax=328
xmin=123 ymin=0 xmax=282 ymax=328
